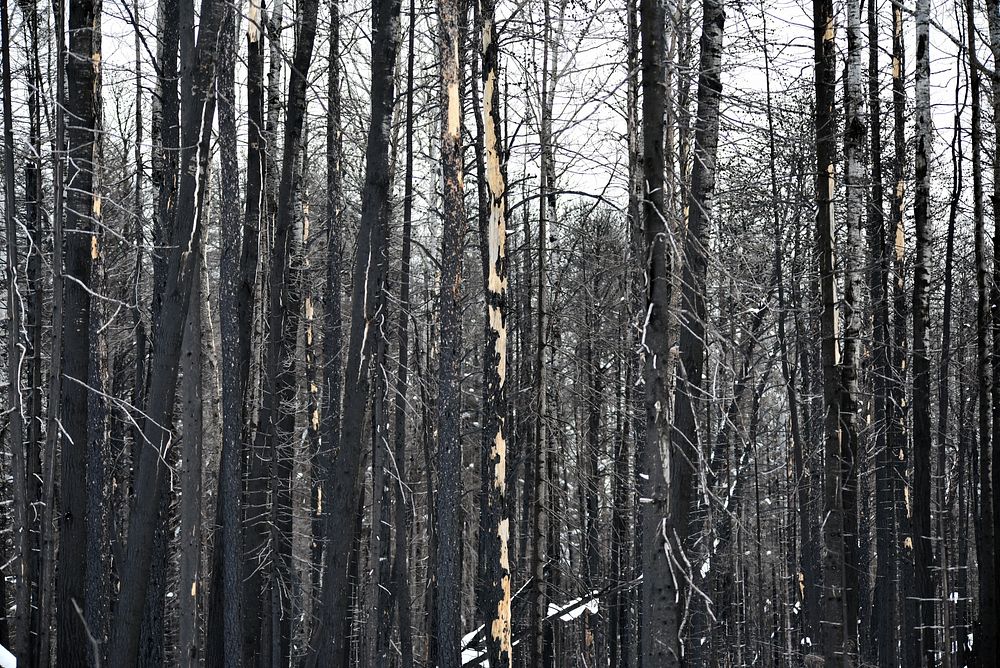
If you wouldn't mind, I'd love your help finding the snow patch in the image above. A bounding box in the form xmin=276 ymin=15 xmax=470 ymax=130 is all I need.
xmin=547 ymin=595 xmax=598 ymax=621
xmin=0 ymin=644 xmax=15 ymax=668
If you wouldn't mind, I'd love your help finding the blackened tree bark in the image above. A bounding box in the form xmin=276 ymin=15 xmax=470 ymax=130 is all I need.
xmin=58 ymin=0 xmax=102 ymax=658
xmin=841 ymin=0 xmax=864 ymax=657
xmin=478 ymin=0 xmax=513 ymax=661
xmin=36 ymin=0 xmax=67 ymax=658
xmin=179 ymin=267 xmax=204 ymax=667
xmin=240 ymin=0 xmax=269 ymax=657
xmin=937 ymin=49 xmax=964 ymax=666
xmin=391 ymin=3 xmax=416 ymax=665
xmin=21 ymin=1 xmax=47 ymax=660
xmin=813 ymin=0 xmax=848 ymax=659
xmin=889 ymin=4 xmax=914 ymax=664
xmin=107 ymin=0 xmax=226 ymax=658
xmin=205 ymin=1 xmax=243 ymax=664
xmin=681 ymin=0 xmax=726 ymax=631
xmin=983 ymin=0 xmax=1000 ymax=650
xmin=261 ymin=0 xmax=319 ymax=657
xmin=868 ymin=1 xmax=896 ymax=665
xmin=138 ymin=0 xmax=179 ymax=656
xmin=968 ymin=0 xmax=999 ymax=660
xmin=371 ymin=273 xmax=393 ymax=667
xmin=308 ymin=0 xmax=402 ymax=660
xmin=638 ymin=0 xmax=681 ymax=661
xmin=673 ymin=0 xmax=724 ymax=655
xmin=435 ymin=0 xmax=467 ymax=659
xmin=315 ymin=0 xmax=343 ymax=621
xmin=911 ymin=0 xmax=935 ymax=661
xmin=1 ymin=0 xmax=28 ymax=659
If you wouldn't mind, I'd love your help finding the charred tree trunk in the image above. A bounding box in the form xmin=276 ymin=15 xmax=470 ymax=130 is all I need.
xmin=58 ymin=0 xmax=102 ymax=658
xmin=107 ymin=0 xmax=225 ymax=658
xmin=389 ymin=6 xmax=416 ymax=665
xmin=477 ymin=0 xmax=513 ymax=660
xmin=308 ymin=0 xmax=402 ymax=659
xmin=638 ymin=0 xmax=681 ymax=661
xmin=842 ymin=0 xmax=865 ymax=657
xmin=1 ymin=0 xmax=28 ymax=659
xmin=179 ymin=267 xmax=204 ymax=666
xmin=205 ymin=2 xmax=244 ymax=663
xmin=260 ymin=0 xmax=319 ymax=658
xmin=240 ymin=1 xmax=268 ymax=658
xmin=435 ymin=0 xmax=467 ymax=659
xmin=813 ymin=0 xmax=848 ymax=659
xmin=969 ymin=0 xmax=998 ymax=661
xmin=869 ymin=0 xmax=896 ymax=664
xmin=983 ymin=0 xmax=1000 ymax=653
xmin=911 ymin=0 xmax=935 ymax=661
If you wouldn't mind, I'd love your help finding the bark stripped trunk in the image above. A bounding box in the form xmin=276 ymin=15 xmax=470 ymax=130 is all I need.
xmin=478 ymin=0 xmax=513 ymax=660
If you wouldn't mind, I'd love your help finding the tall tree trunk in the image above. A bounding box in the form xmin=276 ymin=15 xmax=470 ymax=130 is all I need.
xmin=1 ymin=0 xmax=28 ymax=659
xmin=887 ymin=5 xmax=916 ymax=661
xmin=679 ymin=0 xmax=726 ymax=648
xmin=179 ymin=267 xmax=204 ymax=666
xmin=36 ymin=0 xmax=67 ymax=657
xmin=911 ymin=0 xmax=935 ymax=662
xmin=308 ymin=0 xmax=402 ymax=658
xmin=240 ymin=0 xmax=268 ymax=657
xmin=674 ymin=0 xmax=724 ymax=653
xmin=841 ymin=0 xmax=864 ymax=658
xmin=58 ymin=0 xmax=102 ymax=657
xmin=261 ymin=0 xmax=319 ymax=658
xmin=937 ymin=49 xmax=964 ymax=667
xmin=478 ymin=0 xmax=513 ymax=659
xmin=107 ymin=0 xmax=225 ymax=658
xmin=371 ymin=277 xmax=394 ymax=666
xmin=868 ymin=0 xmax=896 ymax=664
xmin=983 ymin=0 xmax=1000 ymax=649
xmin=813 ymin=0 xmax=847 ymax=659
xmin=435 ymin=0 xmax=467 ymax=659
xmin=314 ymin=0 xmax=343 ymax=634
xmin=390 ymin=4 xmax=416 ymax=666
xmin=22 ymin=2 xmax=46 ymax=660
xmin=206 ymin=1 xmax=244 ymax=664
xmin=638 ymin=0 xmax=682 ymax=661
xmin=969 ymin=0 xmax=999 ymax=660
